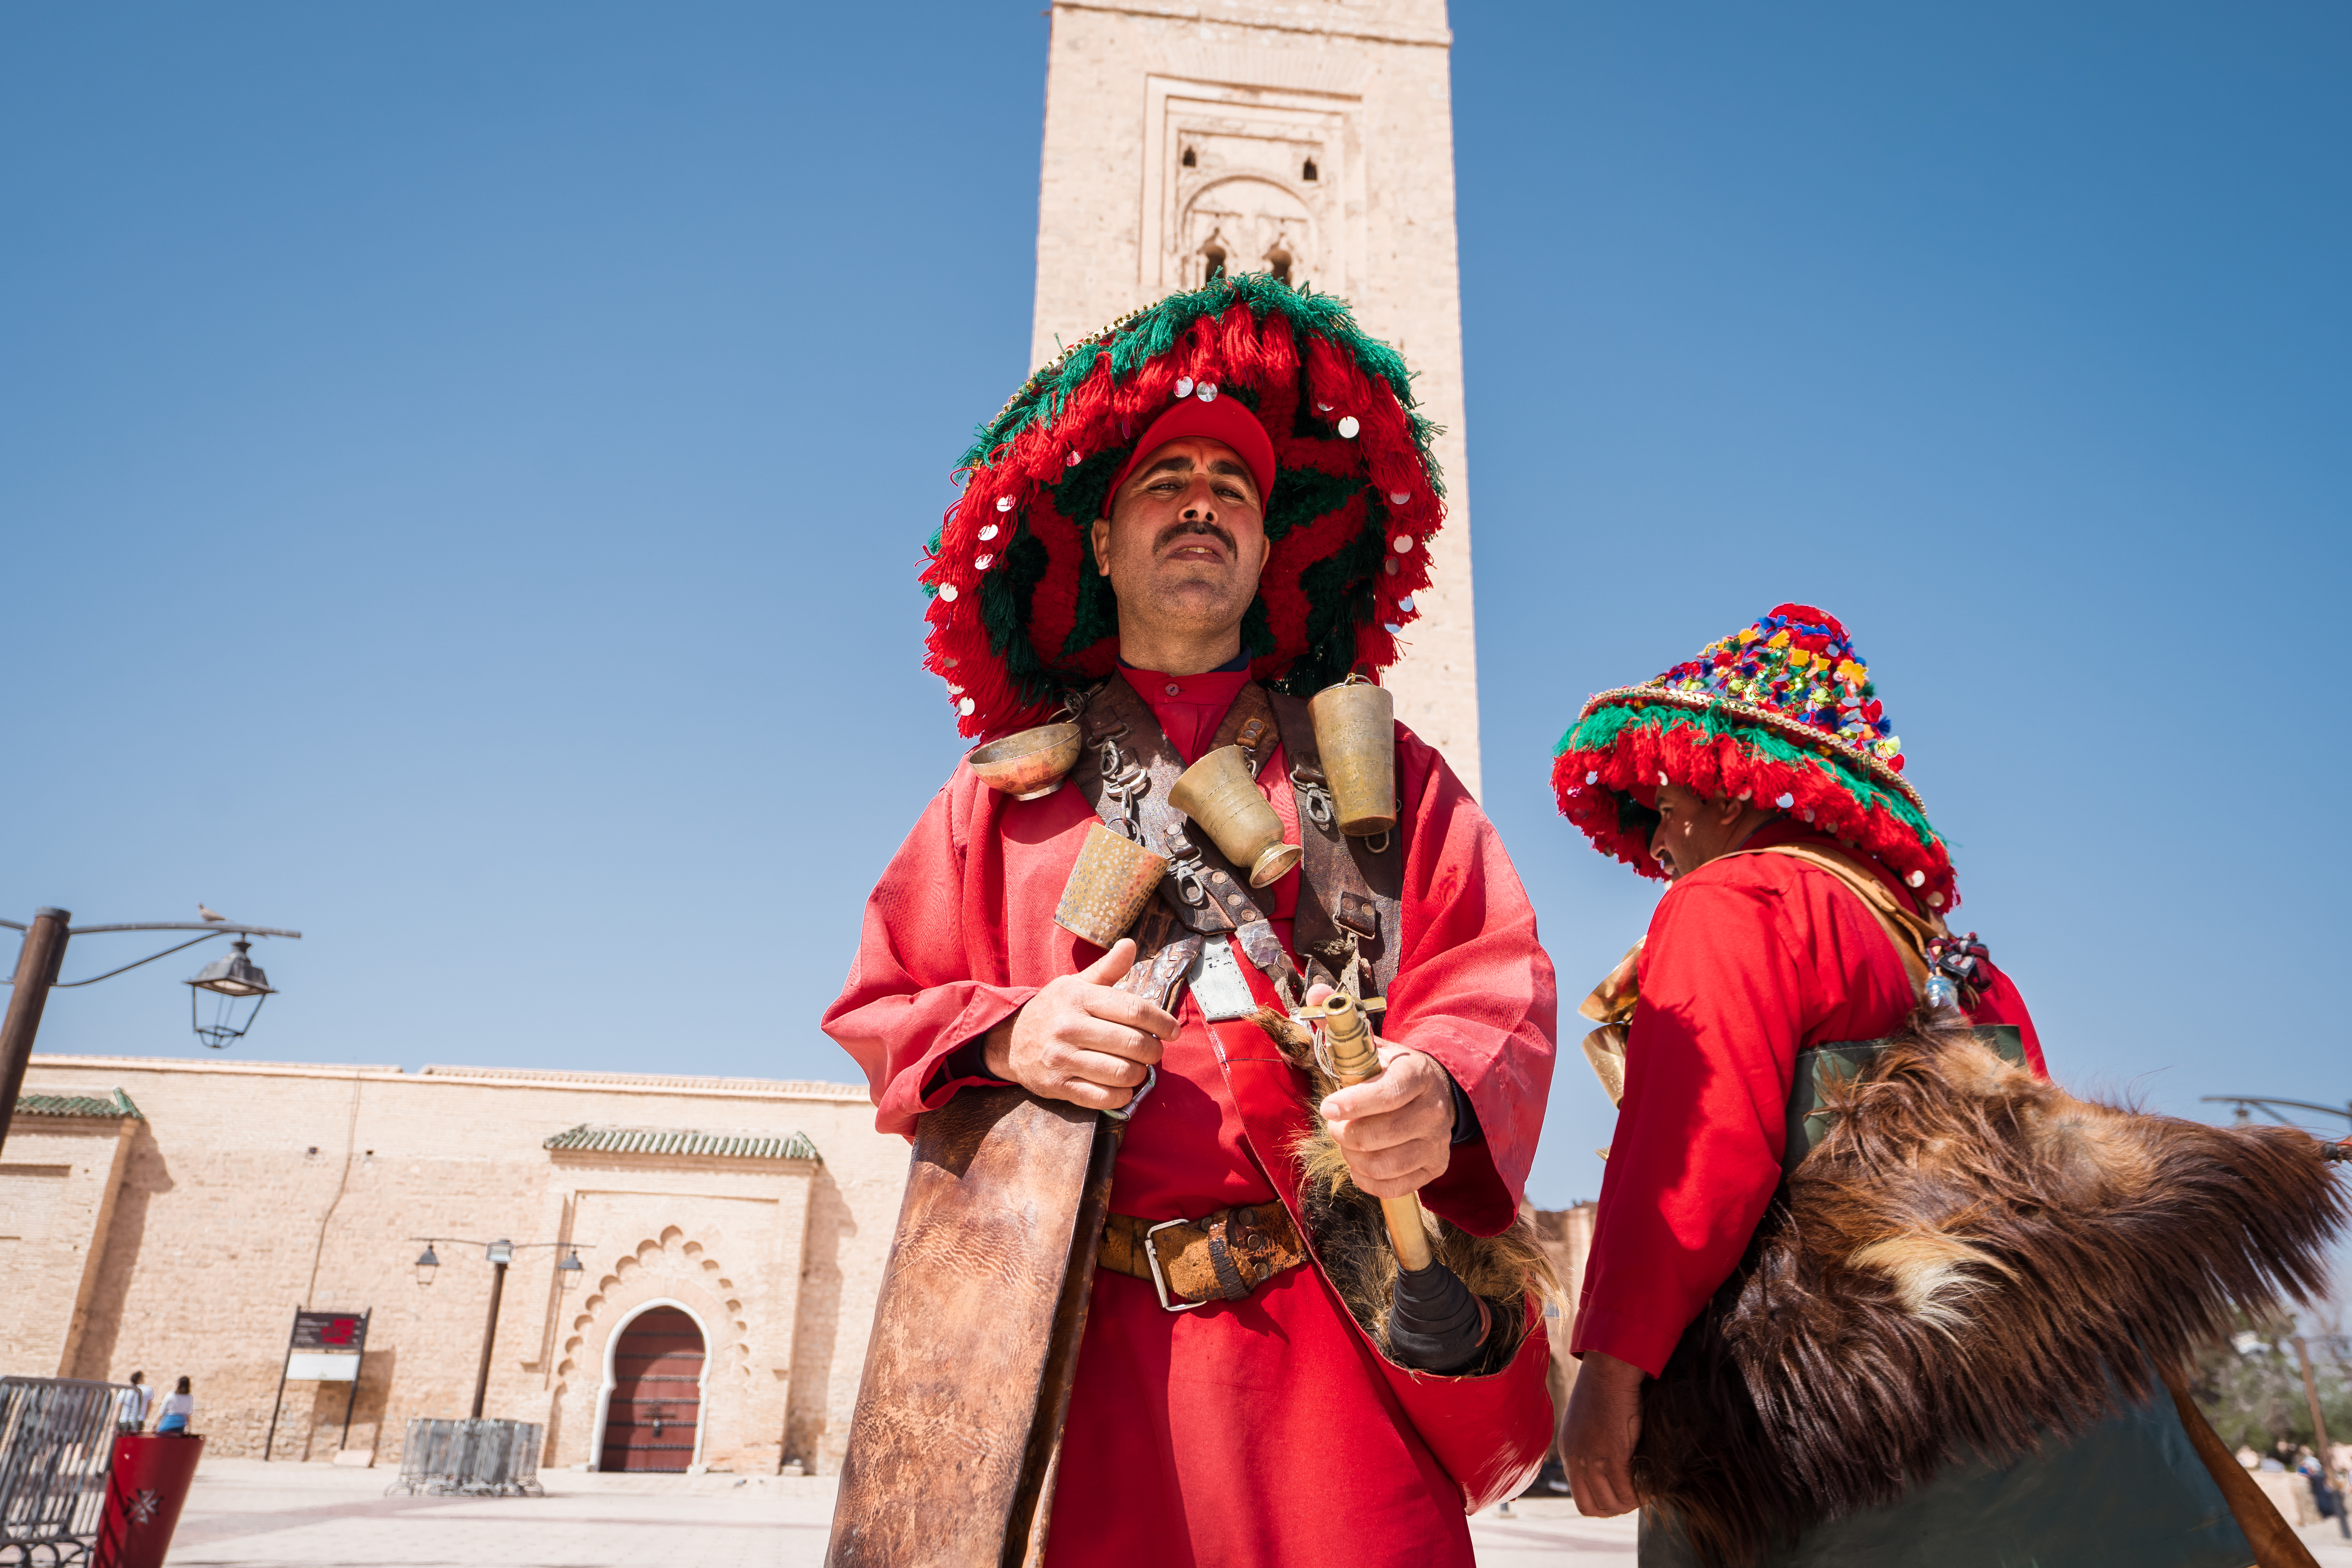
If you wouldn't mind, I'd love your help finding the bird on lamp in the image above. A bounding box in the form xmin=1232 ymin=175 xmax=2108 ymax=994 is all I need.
xmin=198 ymin=905 xmax=227 ymax=922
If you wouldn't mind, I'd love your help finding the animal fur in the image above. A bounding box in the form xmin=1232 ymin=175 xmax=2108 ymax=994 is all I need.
xmin=1250 ymin=1006 xmax=1563 ymax=1376
xmin=1637 ymin=1009 xmax=2349 ymax=1568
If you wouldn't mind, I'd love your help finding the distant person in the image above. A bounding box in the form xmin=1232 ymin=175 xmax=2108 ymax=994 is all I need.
xmin=116 ymin=1371 xmax=151 ymax=1434
xmin=154 ymin=1377 xmax=194 ymax=1436
xmin=2298 ymin=1448 xmax=2341 ymax=1523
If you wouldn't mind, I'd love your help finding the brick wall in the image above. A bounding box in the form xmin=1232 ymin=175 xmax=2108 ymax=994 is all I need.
xmin=0 ymin=1056 xmax=910 ymax=1475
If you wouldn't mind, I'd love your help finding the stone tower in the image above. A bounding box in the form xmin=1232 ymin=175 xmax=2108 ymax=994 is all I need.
xmin=1032 ymin=0 xmax=1482 ymax=792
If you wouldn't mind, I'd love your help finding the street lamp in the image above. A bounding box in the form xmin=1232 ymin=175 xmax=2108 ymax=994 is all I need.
xmin=407 ymin=1236 xmax=590 ymax=1419
xmin=0 ymin=908 xmax=303 ymax=1155
xmin=188 ymin=939 xmax=277 ymax=1048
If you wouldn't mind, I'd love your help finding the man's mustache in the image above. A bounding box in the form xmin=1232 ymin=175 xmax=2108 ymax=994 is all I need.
xmin=1155 ymin=518 xmax=1236 ymax=557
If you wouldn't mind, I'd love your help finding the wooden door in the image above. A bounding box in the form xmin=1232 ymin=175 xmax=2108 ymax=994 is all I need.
xmin=599 ymin=1307 xmax=705 ymax=1472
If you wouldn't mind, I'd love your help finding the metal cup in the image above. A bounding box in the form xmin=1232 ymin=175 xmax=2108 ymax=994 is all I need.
xmin=1307 ymin=679 xmax=1397 ymax=837
xmin=966 ymin=722 xmax=1082 ymax=800
xmin=1169 ymin=745 xmax=1303 ymax=889
xmin=1053 ymin=822 xmax=1169 ymax=948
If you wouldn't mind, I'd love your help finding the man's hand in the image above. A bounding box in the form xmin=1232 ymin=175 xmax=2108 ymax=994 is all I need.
xmin=1312 ymin=985 xmax=1456 ymax=1198
xmin=1559 ymin=1350 xmax=1646 ymax=1517
xmin=983 ymin=939 xmax=1178 ymax=1112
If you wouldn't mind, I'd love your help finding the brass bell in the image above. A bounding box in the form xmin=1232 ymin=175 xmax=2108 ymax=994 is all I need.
xmin=1169 ymin=745 xmax=1302 ymax=889
xmin=1307 ymin=678 xmax=1396 ymax=837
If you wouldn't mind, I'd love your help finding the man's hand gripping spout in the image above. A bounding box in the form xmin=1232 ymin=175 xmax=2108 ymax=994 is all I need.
xmin=1560 ymin=1349 xmax=1645 ymax=1517
xmin=983 ymin=938 xmax=1179 ymax=1112
xmin=1307 ymin=984 xmax=1457 ymax=1199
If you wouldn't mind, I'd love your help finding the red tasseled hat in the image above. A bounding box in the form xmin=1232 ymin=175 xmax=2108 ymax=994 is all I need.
xmin=923 ymin=275 xmax=1444 ymax=739
xmin=1550 ymin=603 xmax=1960 ymax=909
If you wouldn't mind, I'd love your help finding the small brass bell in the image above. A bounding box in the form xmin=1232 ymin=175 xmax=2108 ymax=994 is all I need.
xmin=1169 ymin=745 xmax=1302 ymax=888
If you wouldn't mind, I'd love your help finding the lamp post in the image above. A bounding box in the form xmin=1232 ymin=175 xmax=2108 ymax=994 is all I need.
xmin=1 ymin=909 xmax=302 ymax=1154
xmin=410 ymin=1237 xmax=587 ymax=1419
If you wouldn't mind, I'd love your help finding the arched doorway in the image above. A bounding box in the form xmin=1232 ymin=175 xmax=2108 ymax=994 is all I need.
xmin=599 ymin=1305 xmax=706 ymax=1472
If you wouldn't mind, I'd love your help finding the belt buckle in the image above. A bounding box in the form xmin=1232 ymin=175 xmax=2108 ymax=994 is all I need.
xmin=1143 ymin=1216 xmax=1205 ymax=1312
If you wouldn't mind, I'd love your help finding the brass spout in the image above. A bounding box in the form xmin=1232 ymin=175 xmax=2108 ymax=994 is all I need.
xmin=1315 ymin=993 xmax=1435 ymax=1273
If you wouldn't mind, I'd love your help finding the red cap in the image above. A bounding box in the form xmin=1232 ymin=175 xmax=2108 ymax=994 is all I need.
xmin=1101 ymin=392 xmax=1278 ymax=518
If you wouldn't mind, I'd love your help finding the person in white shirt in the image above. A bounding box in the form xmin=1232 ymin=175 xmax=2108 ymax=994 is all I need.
xmin=154 ymin=1376 xmax=195 ymax=1436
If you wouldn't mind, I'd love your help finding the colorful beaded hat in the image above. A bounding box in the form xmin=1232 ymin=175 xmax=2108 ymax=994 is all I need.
xmin=922 ymin=274 xmax=1442 ymax=738
xmin=1551 ymin=603 xmax=1959 ymax=908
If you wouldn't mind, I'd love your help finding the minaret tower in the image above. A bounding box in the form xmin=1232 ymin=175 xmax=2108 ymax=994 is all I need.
xmin=1031 ymin=1 xmax=1482 ymax=792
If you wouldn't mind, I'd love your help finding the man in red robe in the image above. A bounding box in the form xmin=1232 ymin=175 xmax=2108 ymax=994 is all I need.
xmin=825 ymin=282 xmax=1557 ymax=1567
xmin=1547 ymin=605 xmax=2256 ymax=1568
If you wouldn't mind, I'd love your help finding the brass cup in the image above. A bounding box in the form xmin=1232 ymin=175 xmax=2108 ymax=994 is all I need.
xmin=1169 ymin=745 xmax=1303 ymax=889
xmin=1307 ymin=680 xmax=1397 ymax=837
xmin=1053 ymin=822 xmax=1169 ymax=948
xmin=967 ymin=722 xmax=1082 ymax=801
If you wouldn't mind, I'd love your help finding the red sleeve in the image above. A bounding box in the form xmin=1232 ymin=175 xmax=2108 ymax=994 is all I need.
xmin=1383 ymin=729 xmax=1560 ymax=1235
xmin=1967 ymin=960 xmax=2046 ymax=1075
xmin=819 ymin=780 xmax=1038 ymax=1138
xmin=1570 ymin=878 xmax=1810 ymax=1374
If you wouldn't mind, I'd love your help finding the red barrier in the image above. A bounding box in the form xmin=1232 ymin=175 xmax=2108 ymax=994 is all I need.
xmin=94 ymin=1434 xmax=203 ymax=1568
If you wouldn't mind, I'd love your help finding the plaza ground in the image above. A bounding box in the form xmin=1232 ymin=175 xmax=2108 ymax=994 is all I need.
xmin=167 ymin=1457 xmax=1637 ymax=1565
xmin=159 ymin=1457 xmax=2352 ymax=1566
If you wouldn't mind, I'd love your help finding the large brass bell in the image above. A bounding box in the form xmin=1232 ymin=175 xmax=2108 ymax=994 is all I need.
xmin=1308 ymin=677 xmax=1397 ymax=837
xmin=1169 ymin=745 xmax=1302 ymax=889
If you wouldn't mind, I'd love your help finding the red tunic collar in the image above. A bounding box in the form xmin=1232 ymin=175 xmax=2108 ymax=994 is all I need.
xmin=1116 ymin=666 xmax=1254 ymax=765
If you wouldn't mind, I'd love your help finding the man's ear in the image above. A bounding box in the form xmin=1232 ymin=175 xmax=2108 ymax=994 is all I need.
xmin=1713 ymin=793 xmax=1749 ymax=828
xmin=1089 ymin=516 xmax=1112 ymax=576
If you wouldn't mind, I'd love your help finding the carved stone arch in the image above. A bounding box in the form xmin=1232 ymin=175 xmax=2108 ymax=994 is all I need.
xmin=1180 ymin=173 xmax=1317 ymax=290
xmin=550 ymin=1225 xmax=749 ymax=1472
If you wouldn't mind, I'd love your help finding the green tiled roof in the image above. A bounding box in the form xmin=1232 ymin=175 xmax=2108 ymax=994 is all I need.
xmin=543 ymin=1123 xmax=819 ymax=1162
xmin=14 ymin=1088 xmax=142 ymax=1121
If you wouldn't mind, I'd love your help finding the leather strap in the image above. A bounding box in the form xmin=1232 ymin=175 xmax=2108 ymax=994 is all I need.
xmin=1267 ymin=690 xmax=1404 ymax=1002
xmin=1717 ymin=842 xmax=1947 ymax=1003
xmin=1071 ymin=676 xmax=1293 ymax=984
xmin=1098 ymin=1202 xmax=1308 ymax=1305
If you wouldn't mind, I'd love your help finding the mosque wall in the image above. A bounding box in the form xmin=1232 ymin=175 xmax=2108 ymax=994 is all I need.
xmin=1033 ymin=0 xmax=1483 ymax=792
xmin=0 ymin=1056 xmax=910 ymax=1477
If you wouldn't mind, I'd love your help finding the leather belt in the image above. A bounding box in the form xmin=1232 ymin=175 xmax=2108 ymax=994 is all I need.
xmin=1098 ymin=1203 xmax=1309 ymax=1312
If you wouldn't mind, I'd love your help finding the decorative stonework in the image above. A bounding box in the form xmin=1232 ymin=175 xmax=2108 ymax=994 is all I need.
xmin=553 ymin=1227 xmax=754 ymax=1472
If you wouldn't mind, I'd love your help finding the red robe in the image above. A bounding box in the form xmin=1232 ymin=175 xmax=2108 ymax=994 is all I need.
xmin=824 ymin=668 xmax=1559 ymax=1567
xmin=1569 ymin=818 xmax=2044 ymax=1377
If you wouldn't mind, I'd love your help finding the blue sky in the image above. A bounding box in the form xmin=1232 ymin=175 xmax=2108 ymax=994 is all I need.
xmin=4 ymin=2 xmax=2346 ymax=1215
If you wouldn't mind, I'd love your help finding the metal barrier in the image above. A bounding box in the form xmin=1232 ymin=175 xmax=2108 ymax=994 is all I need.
xmin=0 ymin=1378 xmax=131 ymax=1568
xmin=385 ymin=1418 xmax=544 ymax=1497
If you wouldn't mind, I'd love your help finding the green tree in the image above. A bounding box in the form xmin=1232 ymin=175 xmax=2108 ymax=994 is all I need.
xmin=2188 ymin=1307 xmax=2352 ymax=1458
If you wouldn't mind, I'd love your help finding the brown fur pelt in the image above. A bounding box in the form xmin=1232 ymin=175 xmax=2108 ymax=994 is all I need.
xmin=1249 ymin=1006 xmax=1562 ymax=1377
xmin=1638 ymin=1009 xmax=2350 ymax=1568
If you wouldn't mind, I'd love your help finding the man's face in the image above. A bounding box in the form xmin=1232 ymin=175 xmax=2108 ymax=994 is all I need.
xmin=1089 ymin=437 xmax=1268 ymax=642
xmin=1650 ymin=782 xmax=1760 ymax=879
